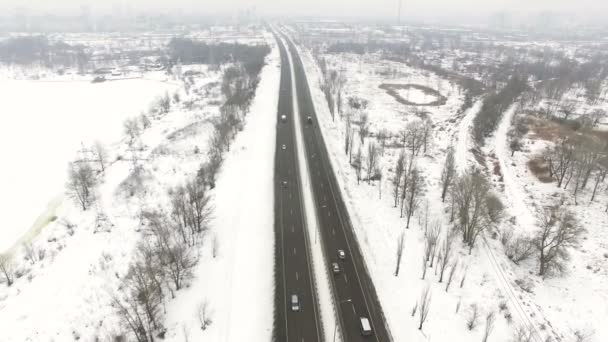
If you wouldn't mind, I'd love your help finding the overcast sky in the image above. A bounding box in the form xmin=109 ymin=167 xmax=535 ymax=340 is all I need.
xmin=3 ymin=0 xmax=608 ymax=18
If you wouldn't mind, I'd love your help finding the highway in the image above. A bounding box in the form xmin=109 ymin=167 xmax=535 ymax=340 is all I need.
xmin=280 ymin=31 xmax=393 ymax=342
xmin=273 ymin=32 xmax=322 ymax=342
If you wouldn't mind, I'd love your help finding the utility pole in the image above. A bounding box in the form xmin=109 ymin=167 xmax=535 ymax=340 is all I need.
xmin=397 ymin=0 xmax=403 ymax=25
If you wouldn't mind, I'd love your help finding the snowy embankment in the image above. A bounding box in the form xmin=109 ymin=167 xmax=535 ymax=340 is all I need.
xmin=0 ymin=77 xmax=177 ymax=253
xmin=0 ymin=33 xmax=279 ymax=341
xmin=162 ymin=34 xmax=280 ymax=342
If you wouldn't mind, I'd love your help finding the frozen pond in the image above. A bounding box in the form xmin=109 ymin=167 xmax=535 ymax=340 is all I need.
xmin=0 ymin=78 xmax=177 ymax=252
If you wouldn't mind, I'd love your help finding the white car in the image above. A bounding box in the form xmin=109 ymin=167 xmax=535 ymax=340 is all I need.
xmin=338 ymin=249 xmax=346 ymax=260
xmin=281 ymin=144 xmax=287 ymax=150
xmin=291 ymin=294 xmax=300 ymax=312
xmin=332 ymin=262 xmax=340 ymax=274
xmin=281 ymin=115 xmax=287 ymax=122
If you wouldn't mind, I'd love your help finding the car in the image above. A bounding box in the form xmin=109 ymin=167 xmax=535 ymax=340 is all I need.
xmin=332 ymin=262 xmax=340 ymax=274
xmin=291 ymin=294 xmax=300 ymax=312
xmin=338 ymin=249 xmax=346 ymax=260
xmin=281 ymin=144 xmax=286 ymax=150
xmin=281 ymin=114 xmax=287 ymax=122
xmin=282 ymin=180 xmax=288 ymax=187
xmin=360 ymin=317 xmax=372 ymax=336
xmin=307 ymin=116 xmax=313 ymax=124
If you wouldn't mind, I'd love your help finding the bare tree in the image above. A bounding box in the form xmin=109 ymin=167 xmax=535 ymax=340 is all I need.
xmin=159 ymin=92 xmax=171 ymax=114
xmin=22 ymin=241 xmax=39 ymax=265
xmin=140 ymin=113 xmax=152 ymax=129
xmin=440 ymin=147 xmax=456 ymax=202
xmin=590 ymin=156 xmax=608 ymax=202
xmin=394 ymin=232 xmax=405 ymax=277
xmin=451 ymin=171 xmax=497 ymax=253
xmin=393 ymin=152 xmax=406 ymax=207
xmin=424 ymin=223 xmax=440 ymax=266
xmin=445 ymin=259 xmax=459 ymax=292
xmin=482 ymin=311 xmax=496 ymax=342
xmin=466 ymin=304 xmax=479 ymax=330
xmin=511 ymin=325 xmax=534 ymax=342
xmin=185 ymin=178 xmax=212 ymax=234
xmin=93 ymin=141 xmax=109 ymax=173
xmin=344 ymin=114 xmax=353 ymax=156
xmin=0 ymin=253 xmax=15 ymax=286
xmin=421 ymin=119 xmax=433 ymax=154
xmin=67 ymin=162 xmax=97 ymax=210
xmin=542 ymin=140 xmax=575 ymax=188
xmin=111 ymin=292 xmax=154 ymax=342
xmin=535 ymin=207 xmax=584 ymax=276
xmin=405 ymin=121 xmax=424 ymax=156
xmin=438 ymin=231 xmax=456 ymax=282
xmin=359 ymin=112 xmax=370 ymax=144
xmin=377 ymin=129 xmax=389 ymax=155
xmin=354 ymin=147 xmax=363 ymax=184
xmin=404 ymin=168 xmax=424 ymax=229
xmin=366 ymin=142 xmax=378 ymax=184
xmin=418 ymin=284 xmax=432 ymax=330
xmin=421 ymin=254 xmax=428 ymax=280
xmin=196 ymin=300 xmax=213 ymax=330
xmin=124 ymin=117 xmax=141 ymax=144
xmin=145 ymin=211 xmax=198 ymax=291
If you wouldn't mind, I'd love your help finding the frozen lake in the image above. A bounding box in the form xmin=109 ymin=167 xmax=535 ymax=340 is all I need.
xmin=0 ymin=78 xmax=177 ymax=252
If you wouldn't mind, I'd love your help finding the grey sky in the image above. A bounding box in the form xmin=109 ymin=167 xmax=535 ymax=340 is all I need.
xmin=3 ymin=0 xmax=608 ymax=18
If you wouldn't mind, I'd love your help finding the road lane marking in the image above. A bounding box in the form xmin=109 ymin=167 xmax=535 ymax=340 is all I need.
xmin=296 ymin=271 xmax=299 ymax=280
xmin=294 ymin=247 xmax=296 ymax=255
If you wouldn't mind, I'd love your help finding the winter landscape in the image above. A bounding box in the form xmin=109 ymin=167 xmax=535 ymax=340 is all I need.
xmin=0 ymin=1 xmax=607 ymax=342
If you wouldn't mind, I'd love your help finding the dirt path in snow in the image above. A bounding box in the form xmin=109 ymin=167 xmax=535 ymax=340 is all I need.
xmin=454 ymin=99 xmax=483 ymax=173
xmin=494 ymin=105 xmax=537 ymax=231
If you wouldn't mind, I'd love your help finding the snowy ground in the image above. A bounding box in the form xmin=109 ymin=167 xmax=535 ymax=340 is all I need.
xmin=295 ymin=38 xmax=602 ymax=342
xmin=479 ymin=104 xmax=608 ymax=342
xmin=0 ymin=31 xmax=278 ymax=341
xmin=0 ymin=76 xmax=177 ymax=253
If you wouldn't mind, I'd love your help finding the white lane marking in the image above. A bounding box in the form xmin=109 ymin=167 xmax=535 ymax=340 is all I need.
xmin=294 ymin=247 xmax=297 ymax=255
xmin=296 ymin=271 xmax=299 ymax=280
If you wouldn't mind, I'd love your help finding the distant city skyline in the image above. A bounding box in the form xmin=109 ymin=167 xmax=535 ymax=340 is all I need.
xmin=2 ymin=0 xmax=608 ymax=20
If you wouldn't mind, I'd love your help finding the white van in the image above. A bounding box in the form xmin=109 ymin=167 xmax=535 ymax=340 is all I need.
xmin=360 ymin=317 xmax=372 ymax=336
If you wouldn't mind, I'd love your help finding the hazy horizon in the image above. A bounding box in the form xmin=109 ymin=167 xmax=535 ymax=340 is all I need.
xmin=2 ymin=0 xmax=608 ymax=20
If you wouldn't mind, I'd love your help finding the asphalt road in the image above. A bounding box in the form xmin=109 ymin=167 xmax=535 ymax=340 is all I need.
xmin=273 ymin=33 xmax=322 ymax=342
xmin=281 ymin=33 xmax=393 ymax=342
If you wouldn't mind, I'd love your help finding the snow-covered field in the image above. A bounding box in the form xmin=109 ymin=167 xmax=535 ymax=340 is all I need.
xmin=0 ymin=30 xmax=278 ymax=341
xmin=297 ymin=33 xmax=607 ymax=342
xmin=0 ymin=76 xmax=177 ymax=252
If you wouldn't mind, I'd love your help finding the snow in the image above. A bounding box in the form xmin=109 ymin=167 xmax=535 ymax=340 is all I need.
xmin=163 ymin=33 xmax=279 ymax=342
xmin=0 ymin=30 xmax=279 ymax=341
xmin=454 ymin=99 xmax=483 ymax=173
xmin=0 ymin=77 xmax=177 ymax=252
xmin=296 ymin=39 xmax=533 ymax=342
xmin=396 ymin=87 xmax=440 ymax=105
xmin=484 ymin=104 xmax=608 ymax=341
xmin=493 ymin=105 xmax=537 ymax=230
